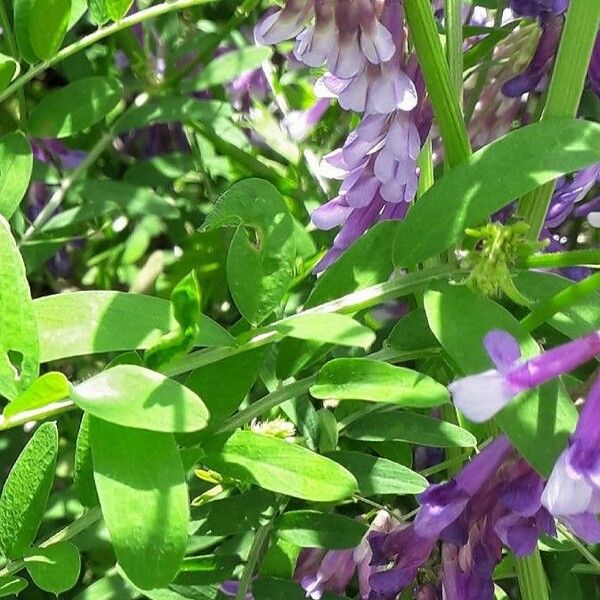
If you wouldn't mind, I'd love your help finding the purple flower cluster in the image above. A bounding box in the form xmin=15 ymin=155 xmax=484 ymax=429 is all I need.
xmin=449 ymin=329 xmax=600 ymax=544
xmin=255 ymin=0 xmax=430 ymax=271
xmin=367 ymin=437 xmax=554 ymax=600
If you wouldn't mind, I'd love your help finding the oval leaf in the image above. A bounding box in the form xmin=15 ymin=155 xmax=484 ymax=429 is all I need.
xmin=275 ymin=314 xmax=375 ymax=349
xmin=24 ymin=541 xmax=81 ymax=594
xmin=3 ymin=372 xmax=69 ymax=419
xmin=0 ymin=216 xmax=39 ymax=399
xmin=0 ymin=132 xmax=33 ymax=220
xmin=203 ymin=431 xmax=358 ymax=502
xmin=204 ymin=179 xmax=295 ymax=325
xmin=29 ymin=0 xmax=71 ymax=60
xmin=0 ymin=576 xmax=27 ymax=598
xmin=326 ymin=451 xmax=428 ymax=496
xmin=27 ymin=77 xmax=123 ymax=139
xmin=70 ymin=365 xmax=209 ymax=433
xmin=0 ymin=422 xmax=58 ymax=559
xmin=311 ymin=358 xmax=449 ymax=408
xmin=345 ymin=411 xmax=477 ymax=448
xmin=274 ymin=511 xmax=367 ymax=549
xmin=90 ymin=418 xmax=189 ymax=589
xmin=73 ymin=413 xmax=99 ymax=507
xmin=0 ymin=55 xmax=19 ymax=94
xmin=13 ymin=0 xmax=37 ymax=64
xmin=34 ymin=290 xmax=233 ymax=363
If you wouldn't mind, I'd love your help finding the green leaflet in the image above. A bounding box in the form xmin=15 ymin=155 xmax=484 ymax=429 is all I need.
xmin=203 ymin=179 xmax=296 ymax=325
xmin=105 ymin=0 xmax=134 ymax=20
xmin=70 ymin=365 xmax=209 ymax=433
xmin=3 ymin=372 xmax=69 ymax=419
xmin=0 ymin=132 xmax=33 ymax=220
xmin=28 ymin=0 xmax=71 ymax=60
xmin=24 ymin=541 xmax=81 ymax=594
xmin=0 ymin=576 xmax=27 ymax=597
xmin=0 ymin=422 xmax=58 ymax=559
xmin=311 ymin=358 xmax=449 ymax=408
xmin=273 ymin=511 xmax=367 ymax=549
xmin=202 ymin=430 xmax=358 ymax=502
xmin=423 ymin=284 xmax=578 ymax=475
xmin=13 ymin=0 xmax=37 ymax=64
xmin=0 ymin=216 xmax=39 ymax=400
xmin=345 ymin=410 xmax=477 ymax=448
xmin=393 ymin=119 xmax=600 ymax=267
xmin=33 ymin=290 xmax=233 ymax=363
xmin=326 ymin=451 xmax=428 ymax=496
xmin=27 ymin=77 xmax=123 ymax=139
xmin=73 ymin=413 xmax=99 ymax=508
xmin=90 ymin=418 xmax=189 ymax=589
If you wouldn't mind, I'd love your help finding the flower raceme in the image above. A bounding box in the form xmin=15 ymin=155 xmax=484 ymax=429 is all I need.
xmin=448 ymin=329 xmax=600 ymax=423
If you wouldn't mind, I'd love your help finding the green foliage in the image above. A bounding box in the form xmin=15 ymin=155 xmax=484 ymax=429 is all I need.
xmin=24 ymin=541 xmax=81 ymax=594
xmin=0 ymin=133 xmax=31 ymax=220
xmin=0 ymin=422 xmax=58 ymax=559
xmin=28 ymin=0 xmax=71 ymax=60
xmin=90 ymin=418 xmax=189 ymax=589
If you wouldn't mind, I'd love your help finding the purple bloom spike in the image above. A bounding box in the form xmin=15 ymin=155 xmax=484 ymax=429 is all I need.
xmin=449 ymin=329 xmax=600 ymax=423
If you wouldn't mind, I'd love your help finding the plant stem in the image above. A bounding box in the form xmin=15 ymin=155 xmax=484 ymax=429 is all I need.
xmin=0 ymin=507 xmax=102 ymax=577
xmin=522 ymin=249 xmax=600 ymax=269
xmin=0 ymin=0 xmax=216 ymax=105
xmin=19 ymin=132 xmax=114 ymax=245
xmin=515 ymin=549 xmax=550 ymax=600
xmin=404 ymin=0 xmax=471 ymax=166
xmin=516 ymin=0 xmax=600 ymax=238
xmin=521 ymin=270 xmax=600 ymax=332
xmin=234 ymin=519 xmax=273 ymax=600
xmin=444 ymin=0 xmax=464 ymax=103
xmin=556 ymin=522 xmax=600 ymax=573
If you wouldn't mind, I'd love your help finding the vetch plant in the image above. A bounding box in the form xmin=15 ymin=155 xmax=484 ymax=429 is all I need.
xmin=0 ymin=0 xmax=598 ymax=599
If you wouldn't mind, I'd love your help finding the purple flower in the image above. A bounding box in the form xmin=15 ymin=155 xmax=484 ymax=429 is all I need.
xmin=589 ymin=33 xmax=600 ymax=98
xmin=220 ymin=581 xmax=254 ymax=600
xmin=542 ymin=376 xmax=600 ymax=520
xmin=449 ymin=329 xmax=600 ymax=423
xmin=509 ymin=0 xmax=568 ymax=18
xmin=283 ymin=98 xmax=331 ymax=141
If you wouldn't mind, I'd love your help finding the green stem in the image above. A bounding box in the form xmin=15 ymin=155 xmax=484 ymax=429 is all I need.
xmin=556 ymin=522 xmax=600 ymax=573
xmin=444 ymin=0 xmax=464 ymax=103
xmin=7 ymin=266 xmax=453 ymax=431
xmin=404 ymin=0 xmax=471 ymax=166
xmin=234 ymin=519 xmax=273 ymax=600
xmin=522 ymin=249 xmax=600 ymax=269
xmin=521 ymin=270 xmax=600 ymax=332
xmin=0 ymin=507 xmax=102 ymax=577
xmin=517 ymin=0 xmax=600 ymax=237
xmin=0 ymin=0 xmax=216 ymax=105
xmin=515 ymin=550 xmax=550 ymax=600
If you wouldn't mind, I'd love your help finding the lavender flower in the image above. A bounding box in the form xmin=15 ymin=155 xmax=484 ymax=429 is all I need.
xmin=283 ymin=98 xmax=331 ymax=141
xmin=368 ymin=437 xmax=555 ymax=600
xmin=541 ymin=376 xmax=600 ymax=542
xmin=220 ymin=581 xmax=254 ymax=600
xmin=448 ymin=329 xmax=600 ymax=423
xmin=294 ymin=510 xmax=396 ymax=600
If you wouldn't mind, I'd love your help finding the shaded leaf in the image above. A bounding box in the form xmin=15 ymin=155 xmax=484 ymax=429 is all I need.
xmin=29 ymin=0 xmax=71 ymax=60
xmin=0 ymin=132 xmax=33 ymax=219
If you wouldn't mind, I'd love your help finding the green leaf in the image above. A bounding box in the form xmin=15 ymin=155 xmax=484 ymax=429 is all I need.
xmin=0 ymin=422 xmax=58 ymax=559
xmin=0 ymin=216 xmax=39 ymax=400
xmin=274 ymin=511 xmax=367 ymax=549
xmin=27 ymin=77 xmax=123 ymax=139
xmin=13 ymin=0 xmax=37 ymax=64
xmin=317 ymin=408 xmax=338 ymax=454
xmin=73 ymin=413 xmax=99 ymax=507
xmin=274 ymin=314 xmax=375 ymax=349
xmin=34 ymin=291 xmax=233 ymax=363
xmin=311 ymin=359 xmax=449 ymax=408
xmin=326 ymin=450 xmax=428 ymax=496
xmin=394 ymin=119 xmax=600 ymax=267
xmin=0 ymin=54 xmax=19 ymax=94
xmin=3 ymin=372 xmax=69 ymax=418
xmin=345 ymin=410 xmax=477 ymax=447
xmin=202 ymin=430 xmax=358 ymax=502
xmin=0 ymin=575 xmax=27 ymax=597
xmin=70 ymin=365 xmax=209 ymax=433
xmin=0 ymin=132 xmax=33 ymax=220
xmin=90 ymin=418 xmax=189 ymax=590
xmin=106 ymin=0 xmax=133 ymax=20
xmin=386 ymin=310 xmax=439 ymax=353
xmin=182 ymin=47 xmax=273 ymax=92
xmin=88 ymin=0 xmax=109 ymax=24
xmin=113 ymin=98 xmax=232 ymax=134
xmin=24 ymin=541 xmax=81 ymax=594
xmin=423 ymin=284 xmax=578 ymax=475
xmin=204 ymin=179 xmax=295 ymax=325
xmin=28 ymin=0 xmax=71 ymax=60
